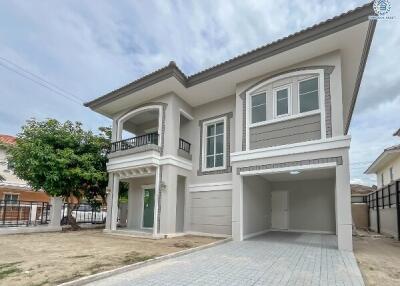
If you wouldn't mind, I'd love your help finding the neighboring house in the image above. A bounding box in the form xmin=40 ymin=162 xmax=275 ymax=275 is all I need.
xmin=351 ymin=184 xmax=374 ymax=230
xmin=85 ymin=4 xmax=376 ymax=251
xmin=0 ymin=134 xmax=49 ymax=203
xmin=351 ymin=184 xmax=375 ymax=203
xmin=365 ymin=139 xmax=400 ymax=187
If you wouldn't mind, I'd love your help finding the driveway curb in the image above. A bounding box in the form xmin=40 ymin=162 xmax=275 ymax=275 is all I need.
xmin=58 ymin=236 xmax=232 ymax=286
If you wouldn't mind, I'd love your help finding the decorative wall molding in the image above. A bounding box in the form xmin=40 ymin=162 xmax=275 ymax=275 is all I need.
xmin=237 ymin=156 xmax=342 ymax=175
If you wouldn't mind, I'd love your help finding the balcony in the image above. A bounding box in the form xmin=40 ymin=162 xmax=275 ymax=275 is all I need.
xmin=178 ymin=138 xmax=191 ymax=160
xmin=110 ymin=133 xmax=159 ymax=154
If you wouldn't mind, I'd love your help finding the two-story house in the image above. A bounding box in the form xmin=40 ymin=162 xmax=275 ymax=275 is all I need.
xmin=85 ymin=3 xmax=376 ymax=251
xmin=365 ymin=129 xmax=400 ymax=186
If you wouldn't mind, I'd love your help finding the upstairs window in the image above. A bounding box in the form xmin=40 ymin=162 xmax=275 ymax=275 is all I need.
xmin=381 ymin=173 xmax=385 ymax=187
xmin=251 ymin=92 xmax=266 ymax=123
xmin=205 ymin=120 xmax=225 ymax=169
xmin=299 ymin=77 xmax=319 ymax=113
xmin=274 ymin=86 xmax=291 ymax=117
xmin=390 ymin=167 xmax=394 ymax=182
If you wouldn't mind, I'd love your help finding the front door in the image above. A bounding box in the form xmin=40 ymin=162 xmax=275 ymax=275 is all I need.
xmin=142 ymin=189 xmax=155 ymax=228
xmin=271 ymin=191 xmax=288 ymax=230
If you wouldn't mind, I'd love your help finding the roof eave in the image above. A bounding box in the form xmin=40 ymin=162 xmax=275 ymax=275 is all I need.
xmin=365 ymin=149 xmax=400 ymax=174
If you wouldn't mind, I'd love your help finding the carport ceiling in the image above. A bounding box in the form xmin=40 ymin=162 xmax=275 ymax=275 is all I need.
xmin=260 ymin=168 xmax=335 ymax=182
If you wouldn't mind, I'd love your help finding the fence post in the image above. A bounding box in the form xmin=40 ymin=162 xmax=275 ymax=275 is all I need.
xmin=49 ymin=197 xmax=63 ymax=230
xmin=376 ymin=190 xmax=380 ymax=234
xmin=396 ymin=181 xmax=400 ymax=241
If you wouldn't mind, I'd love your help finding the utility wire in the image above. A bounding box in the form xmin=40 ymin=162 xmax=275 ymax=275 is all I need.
xmin=0 ymin=57 xmax=84 ymax=105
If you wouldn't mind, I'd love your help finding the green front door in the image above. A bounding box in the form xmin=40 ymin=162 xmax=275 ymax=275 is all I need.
xmin=143 ymin=189 xmax=155 ymax=228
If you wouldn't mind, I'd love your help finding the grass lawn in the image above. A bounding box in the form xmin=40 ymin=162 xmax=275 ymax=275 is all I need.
xmin=354 ymin=230 xmax=400 ymax=286
xmin=0 ymin=229 xmax=221 ymax=286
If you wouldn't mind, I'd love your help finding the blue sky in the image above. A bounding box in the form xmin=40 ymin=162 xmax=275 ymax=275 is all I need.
xmin=0 ymin=0 xmax=399 ymax=186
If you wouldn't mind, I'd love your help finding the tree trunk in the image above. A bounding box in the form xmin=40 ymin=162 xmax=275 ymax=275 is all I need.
xmin=67 ymin=203 xmax=80 ymax=230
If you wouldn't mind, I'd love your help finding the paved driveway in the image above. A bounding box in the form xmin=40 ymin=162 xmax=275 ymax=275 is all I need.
xmin=87 ymin=232 xmax=364 ymax=286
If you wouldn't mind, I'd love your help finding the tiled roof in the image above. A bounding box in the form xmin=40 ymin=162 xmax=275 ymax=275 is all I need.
xmin=351 ymin=184 xmax=375 ymax=195
xmin=0 ymin=134 xmax=16 ymax=145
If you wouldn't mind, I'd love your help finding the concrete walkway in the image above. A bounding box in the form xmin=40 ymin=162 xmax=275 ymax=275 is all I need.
xmin=86 ymin=232 xmax=364 ymax=286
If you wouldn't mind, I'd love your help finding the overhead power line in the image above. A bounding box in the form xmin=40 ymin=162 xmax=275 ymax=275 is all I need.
xmin=0 ymin=56 xmax=84 ymax=105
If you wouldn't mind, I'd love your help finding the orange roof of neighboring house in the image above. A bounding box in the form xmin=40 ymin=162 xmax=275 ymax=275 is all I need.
xmin=0 ymin=134 xmax=16 ymax=145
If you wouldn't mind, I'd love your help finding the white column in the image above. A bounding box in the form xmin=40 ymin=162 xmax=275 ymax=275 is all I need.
xmin=153 ymin=166 xmax=161 ymax=237
xmin=110 ymin=174 xmax=120 ymax=231
xmin=105 ymin=173 xmax=113 ymax=230
xmin=49 ymin=196 xmax=63 ymax=229
xmin=335 ymin=150 xmax=353 ymax=251
xmin=232 ymin=170 xmax=243 ymax=241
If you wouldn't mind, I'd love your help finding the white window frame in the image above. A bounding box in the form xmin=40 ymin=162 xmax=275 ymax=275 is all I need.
xmin=250 ymin=91 xmax=267 ymax=124
xmin=381 ymin=173 xmax=385 ymax=187
xmin=298 ymin=76 xmax=320 ymax=114
xmin=273 ymin=84 xmax=292 ymax=118
xmin=202 ymin=117 xmax=227 ymax=172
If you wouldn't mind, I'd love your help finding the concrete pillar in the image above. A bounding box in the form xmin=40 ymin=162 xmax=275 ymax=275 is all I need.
xmin=153 ymin=166 xmax=161 ymax=237
xmin=110 ymin=174 xmax=120 ymax=231
xmin=232 ymin=170 xmax=243 ymax=241
xmin=49 ymin=196 xmax=63 ymax=228
xmin=105 ymin=173 xmax=114 ymax=230
xmin=335 ymin=150 xmax=353 ymax=251
xmin=160 ymin=165 xmax=178 ymax=235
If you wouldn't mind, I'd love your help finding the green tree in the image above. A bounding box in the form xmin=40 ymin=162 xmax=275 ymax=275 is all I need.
xmin=8 ymin=119 xmax=109 ymax=229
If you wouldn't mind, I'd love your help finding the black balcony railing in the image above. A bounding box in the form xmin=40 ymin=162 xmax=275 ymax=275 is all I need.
xmin=179 ymin=138 xmax=191 ymax=154
xmin=110 ymin=133 xmax=159 ymax=153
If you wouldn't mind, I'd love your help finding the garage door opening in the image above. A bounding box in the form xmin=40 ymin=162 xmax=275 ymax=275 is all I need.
xmin=242 ymin=167 xmax=336 ymax=239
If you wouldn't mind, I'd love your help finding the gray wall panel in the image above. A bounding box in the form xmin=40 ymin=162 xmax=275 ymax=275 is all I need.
xmin=250 ymin=113 xmax=321 ymax=149
xmin=190 ymin=190 xmax=232 ymax=235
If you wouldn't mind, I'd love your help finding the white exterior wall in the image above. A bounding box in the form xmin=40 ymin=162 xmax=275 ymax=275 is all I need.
xmin=376 ymin=155 xmax=400 ymax=187
xmin=272 ymin=179 xmax=336 ymax=233
xmin=243 ymin=176 xmax=272 ymax=237
xmin=0 ymin=147 xmax=28 ymax=187
xmin=380 ymin=207 xmax=398 ymax=238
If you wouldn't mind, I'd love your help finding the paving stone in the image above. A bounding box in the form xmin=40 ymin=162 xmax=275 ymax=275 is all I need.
xmin=86 ymin=232 xmax=364 ymax=286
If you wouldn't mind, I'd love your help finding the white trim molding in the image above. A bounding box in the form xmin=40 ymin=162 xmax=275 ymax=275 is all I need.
xmin=107 ymin=153 xmax=193 ymax=174
xmin=188 ymin=181 xmax=233 ymax=192
xmin=231 ymin=135 xmax=351 ymax=163
xmin=239 ymin=162 xmax=337 ymax=176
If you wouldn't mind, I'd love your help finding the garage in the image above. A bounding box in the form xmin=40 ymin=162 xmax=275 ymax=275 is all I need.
xmin=242 ymin=167 xmax=336 ymax=239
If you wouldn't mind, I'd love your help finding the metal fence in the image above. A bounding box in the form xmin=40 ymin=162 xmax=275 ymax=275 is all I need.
xmin=366 ymin=179 xmax=400 ymax=240
xmin=61 ymin=203 xmax=106 ymax=225
xmin=0 ymin=200 xmax=50 ymax=227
